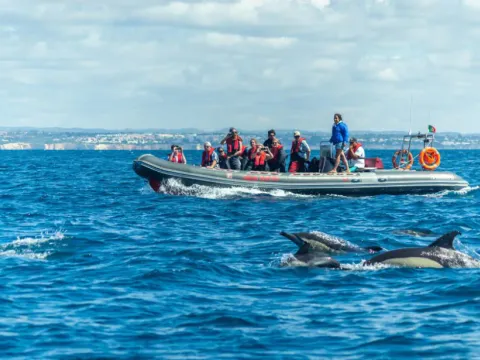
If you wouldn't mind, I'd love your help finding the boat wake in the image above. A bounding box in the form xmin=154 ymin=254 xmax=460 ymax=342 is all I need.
xmin=0 ymin=231 xmax=65 ymax=260
xmin=422 ymin=185 xmax=479 ymax=198
xmin=156 ymin=178 xmax=315 ymax=200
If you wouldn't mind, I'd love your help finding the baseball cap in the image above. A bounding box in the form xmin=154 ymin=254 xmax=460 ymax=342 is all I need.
xmin=293 ymin=131 xmax=301 ymax=137
xmin=204 ymin=141 xmax=211 ymax=147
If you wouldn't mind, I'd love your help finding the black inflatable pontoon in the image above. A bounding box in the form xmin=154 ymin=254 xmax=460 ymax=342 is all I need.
xmin=133 ymin=154 xmax=469 ymax=196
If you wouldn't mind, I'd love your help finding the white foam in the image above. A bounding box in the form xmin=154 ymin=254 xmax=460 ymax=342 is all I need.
xmin=422 ymin=186 xmax=479 ymax=198
xmin=158 ymin=178 xmax=314 ymax=199
xmin=0 ymin=230 xmax=66 ymax=261
xmin=11 ymin=231 xmax=65 ymax=246
xmin=0 ymin=250 xmax=50 ymax=260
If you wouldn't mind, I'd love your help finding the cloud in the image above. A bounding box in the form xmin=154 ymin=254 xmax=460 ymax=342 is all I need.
xmin=0 ymin=0 xmax=478 ymax=132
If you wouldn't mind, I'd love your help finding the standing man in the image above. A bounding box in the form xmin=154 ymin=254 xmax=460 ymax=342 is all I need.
xmin=220 ymin=127 xmax=243 ymax=170
xmin=328 ymin=113 xmax=350 ymax=174
xmin=288 ymin=131 xmax=311 ymax=173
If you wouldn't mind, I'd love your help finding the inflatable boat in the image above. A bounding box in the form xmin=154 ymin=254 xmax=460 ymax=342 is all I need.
xmin=132 ymin=154 xmax=469 ymax=196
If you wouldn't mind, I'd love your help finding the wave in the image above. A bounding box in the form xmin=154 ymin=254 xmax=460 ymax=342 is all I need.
xmin=156 ymin=178 xmax=315 ymax=200
xmin=0 ymin=231 xmax=66 ymax=261
xmin=422 ymin=185 xmax=480 ymax=198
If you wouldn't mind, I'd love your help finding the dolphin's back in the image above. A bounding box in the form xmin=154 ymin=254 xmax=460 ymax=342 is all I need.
xmin=365 ymin=247 xmax=480 ymax=268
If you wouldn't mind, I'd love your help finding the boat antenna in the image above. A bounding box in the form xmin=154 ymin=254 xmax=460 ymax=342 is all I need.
xmin=408 ymin=95 xmax=412 ymax=136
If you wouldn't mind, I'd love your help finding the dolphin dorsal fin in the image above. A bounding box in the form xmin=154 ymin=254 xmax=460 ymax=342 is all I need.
xmin=428 ymin=231 xmax=461 ymax=249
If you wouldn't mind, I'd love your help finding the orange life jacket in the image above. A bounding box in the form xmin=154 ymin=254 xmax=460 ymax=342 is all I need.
xmin=254 ymin=151 xmax=266 ymax=166
xmin=201 ymin=147 xmax=215 ymax=166
xmin=170 ymin=152 xmax=184 ymax=163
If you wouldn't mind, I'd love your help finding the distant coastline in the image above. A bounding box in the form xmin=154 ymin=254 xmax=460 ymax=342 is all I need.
xmin=1 ymin=128 xmax=480 ymax=150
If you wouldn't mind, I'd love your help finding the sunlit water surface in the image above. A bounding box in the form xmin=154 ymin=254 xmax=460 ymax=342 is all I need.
xmin=0 ymin=150 xmax=479 ymax=359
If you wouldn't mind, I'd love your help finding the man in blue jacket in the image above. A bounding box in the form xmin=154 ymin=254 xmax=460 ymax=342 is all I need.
xmin=328 ymin=113 xmax=350 ymax=174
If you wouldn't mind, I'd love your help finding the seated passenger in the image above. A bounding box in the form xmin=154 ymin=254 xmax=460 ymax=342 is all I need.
xmin=167 ymin=144 xmax=176 ymax=161
xmin=201 ymin=142 xmax=219 ymax=168
xmin=288 ymin=131 xmax=310 ymax=173
xmin=263 ymin=129 xmax=281 ymax=147
xmin=245 ymin=139 xmax=273 ymax=171
xmin=169 ymin=145 xmax=187 ymax=164
xmin=220 ymin=127 xmax=243 ymax=170
xmin=267 ymin=138 xmax=287 ymax=173
xmin=217 ymin=147 xmax=229 ymax=169
xmin=346 ymin=137 xmax=365 ymax=172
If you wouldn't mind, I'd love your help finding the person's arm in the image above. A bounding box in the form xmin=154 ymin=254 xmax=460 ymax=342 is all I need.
xmin=264 ymin=148 xmax=273 ymax=161
xmin=182 ymin=153 xmax=187 ymax=164
xmin=208 ymin=153 xmax=219 ymax=168
xmin=303 ymin=141 xmax=311 ymax=161
xmin=220 ymin=134 xmax=230 ymax=145
xmin=341 ymin=123 xmax=349 ymax=145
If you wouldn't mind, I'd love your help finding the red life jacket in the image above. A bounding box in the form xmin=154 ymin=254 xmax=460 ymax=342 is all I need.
xmin=291 ymin=137 xmax=305 ymax=154
xmin=269 ymin=144 xmax=283 ymax=161
xmin=201 ymin=147 xmax=215 ymax=166
xmin=347 ymin=142 xmax=362 ymax=160
xmin=170 ymin=152 xmax=183 ymax=163
xmin=241 ymin=145 xmax=248 ymax=157
xmin=248 ymin=145 xmax=260 ymax=160
xmin=254 ymin=151 xmax=266 ymax=166
xmin=226 ymin=136 xmax=243 ymax=155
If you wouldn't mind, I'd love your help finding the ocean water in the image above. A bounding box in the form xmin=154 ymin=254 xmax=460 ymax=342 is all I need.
xmin=1 ymin=149 xmax=479 ymax=359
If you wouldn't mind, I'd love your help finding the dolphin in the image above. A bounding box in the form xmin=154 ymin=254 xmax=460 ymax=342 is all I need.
xmin=392 ymin=228 xmax=434 ymax=237
xmin=280 ymin=231 xmax=384 ymax=255
xmin=281 ymin=253 xmax=341 ymax=268
xmin=364 ymin=231 xmax=480 ymax=268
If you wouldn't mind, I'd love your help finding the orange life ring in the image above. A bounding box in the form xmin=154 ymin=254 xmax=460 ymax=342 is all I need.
xmin=419 ymin=147 xmax=441 ymax=171
xmin=392 ymin=150 xmax=414 ymax=170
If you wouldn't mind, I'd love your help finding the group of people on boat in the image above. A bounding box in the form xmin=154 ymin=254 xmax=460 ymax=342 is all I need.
xmin=168 ymin=113 xmax=366 ymax=173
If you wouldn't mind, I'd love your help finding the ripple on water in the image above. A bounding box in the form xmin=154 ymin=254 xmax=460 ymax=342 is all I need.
xmin=0 ymin=150 xmax=479 ymax=358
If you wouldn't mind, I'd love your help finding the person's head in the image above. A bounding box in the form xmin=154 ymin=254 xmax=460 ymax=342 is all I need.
xmin=229 ymin=127 xmax=238 ymax=138
xmin=293 ymin=130 xmax=301 ymax=140
xmin=349 ymin=137 xmax=357 ymax=146
xmin=334 ymin=113 xmax=342 ymax=124
xmin=272 ymin=138 xmax=280 ymax=147
xmin=268 ymin=129 xmax=276 ymax=138
xmin=250 ymin=138 xmax=257 ymax=146
xmin=217 ymin=147 xmax=225 ymax=155
xmin=204 ymin=141 xmax=212 ymax=150
xmin=171 ymin=144 xmax=176 ymax=151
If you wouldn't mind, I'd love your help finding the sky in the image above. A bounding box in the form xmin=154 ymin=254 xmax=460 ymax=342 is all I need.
xmin=1 ymin=0 xmax=480 ymax=132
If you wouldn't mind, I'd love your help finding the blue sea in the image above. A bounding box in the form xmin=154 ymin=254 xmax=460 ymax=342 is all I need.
xmin=1 ymin=149 xmax=479 ymax=359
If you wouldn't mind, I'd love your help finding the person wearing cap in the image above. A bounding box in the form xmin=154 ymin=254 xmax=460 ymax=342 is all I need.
xmin=220 ymin=127 xmax=243 ymax=170
xmin=346 ymin=137 xmax=365 ymax=172
xmin=201 ymin=142 xmax=219 ymax=168
xmin=289 ymin=131 xmax=311 ymax=173
xmin=328 ymin=113 xmax=350 ymax=174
